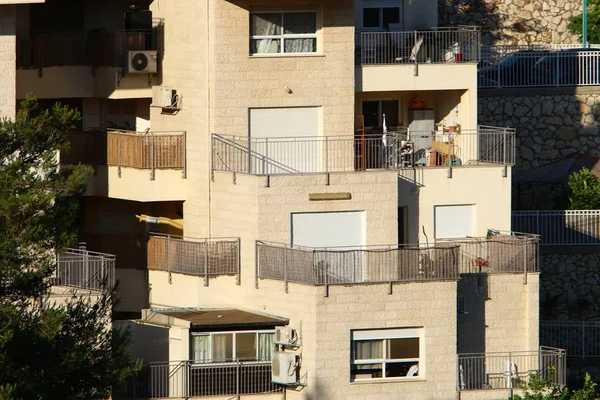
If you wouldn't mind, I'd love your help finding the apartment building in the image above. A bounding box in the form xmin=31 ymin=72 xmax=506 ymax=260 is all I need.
xmin=0 ymin=0 xmax=561 ymax=399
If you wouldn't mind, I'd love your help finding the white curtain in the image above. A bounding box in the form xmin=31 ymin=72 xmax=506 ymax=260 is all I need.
xmin=192 ymin=335 xmax=210 ymax=363
xmin=355 ymin=340 xmax=383 ymax=360
xmin=212 ymin=334 xmax=233 ymax=361
xmin=258 ymin=333 xmax=275 ymax=361
xmin=251 ymin=14 xmax=281 ymax=54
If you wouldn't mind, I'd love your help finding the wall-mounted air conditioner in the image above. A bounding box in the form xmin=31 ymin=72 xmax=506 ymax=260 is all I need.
xmin=152 ymin=87 xmax=176 ymax=108
xmin=275 ymin=326 xmax=296 ymax=346
xmin=271 ymin=351 xmax=298 ymax=385
xmin=128 ymin=50 xmax=158 ymax=74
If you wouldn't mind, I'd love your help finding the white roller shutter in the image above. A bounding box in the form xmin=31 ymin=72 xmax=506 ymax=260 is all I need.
xmin=434 ymin=205 xmax=475 ymax=239
xmin=249 ymin=107 xmax=321 ymax=173
xmin=292 ymin=211 xmax=366 ymax=248
xmin=292 ymin=211 xmax=366 ymax=283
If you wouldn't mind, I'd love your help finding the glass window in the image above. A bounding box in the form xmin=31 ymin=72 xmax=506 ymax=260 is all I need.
xmin=362 ymin=7 xmax=400 ymax=29
xmin=250 ymin=12 xmax=317 ymax=54
xmin=191 ymin=334 xmax=210 ymax=362
xmin=363 ymin=8 xmax=380 ymax=28
xmin=236 ymin=332 xmax=257 ymax=360
xmin=212 ymin=333 xmax=233 ymax=361
xmin=190 ymin=330 xmax=275 ymax=363
xmin=351 ymin=328 xmax=421 ymax=381
xmin=258 ymin=332 xmax=275 ymax=361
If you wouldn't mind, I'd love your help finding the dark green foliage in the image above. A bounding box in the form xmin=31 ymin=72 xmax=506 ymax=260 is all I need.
xmin=568 ymin=1 xmax=600 ymax=44
xmin=0 ymin=97 xmax=139 ymax=399
xmin=513 ymin=371 xmax=599 ymax=400
xmin=568 ymin=168 xmax=600 ymax=209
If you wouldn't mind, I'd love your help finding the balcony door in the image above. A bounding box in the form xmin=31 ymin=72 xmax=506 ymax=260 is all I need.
xmin=249 ymin=107 xmax=321 ymax=174
xmin=361 ymin=0 xmax=404 ymax=31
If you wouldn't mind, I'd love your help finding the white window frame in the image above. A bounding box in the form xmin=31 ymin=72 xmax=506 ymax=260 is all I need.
xmin=250 ymin=11 xmax=318 ymax=55
xmin=190 ymin=330 xmax=275 ymax=363
xmin=351 ymin=328 xmax=423 ymax=382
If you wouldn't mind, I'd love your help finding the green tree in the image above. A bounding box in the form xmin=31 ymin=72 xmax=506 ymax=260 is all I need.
xmin=0 ymin=97 xmax=139 ymax=399
xmin=568 ymin=167 xmax=600 ymax=209
xmin=568 ymin=0 xmax=600 ymax=44
xmin=513 ymin=371 xmax=599 ymax=400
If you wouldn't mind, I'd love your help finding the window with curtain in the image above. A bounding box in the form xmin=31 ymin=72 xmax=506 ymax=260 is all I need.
xmin=351 ymin=328 xmax=421 ymax=381
xmin=250 ymin=12 xmax=317 ymax=54
xmin=191 ymin=331 xmax=275 ymax=363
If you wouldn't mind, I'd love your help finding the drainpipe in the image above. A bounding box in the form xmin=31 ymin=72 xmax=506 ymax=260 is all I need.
xmin=583 ymin=0 xmax=589 ymax=48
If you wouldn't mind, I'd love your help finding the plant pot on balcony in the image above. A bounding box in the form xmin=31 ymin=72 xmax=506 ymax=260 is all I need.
xmin=409 ymin=101 xmax=425 ymax=110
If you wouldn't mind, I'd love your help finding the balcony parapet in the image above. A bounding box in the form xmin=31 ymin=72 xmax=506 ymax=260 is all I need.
xmin=147 ymin=234 xmax=241 ymax=286
xmin=437 ymin=230 xmax=540 ymax=277
xmin=62 ymin=129 xmax=186 ymax=180
xmin=358 ymin=27 xmax=480 ymax=66
xmin=256 ymin=241 xmax=460 ymax=295
xmin=458 ymin=347 xmax=566 ymax=392
xmin=212 ymin=126 xmax=515 ymax=177
xmin=55 ymin=247 xmax=116 ymax=292
xmin=16 ymin=25 xmax=161 ymax=70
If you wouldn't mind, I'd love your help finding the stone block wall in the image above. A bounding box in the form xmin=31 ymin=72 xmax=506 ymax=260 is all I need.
xmin=541 ymin=249 xmax=600 ymax=321
xmin=479 ymin=90 xmax=600 ymax=172
xmin=0 ymin=5 xmax=16 ymax=119
xmin=439 ymin=0 xmax=581 ymax=45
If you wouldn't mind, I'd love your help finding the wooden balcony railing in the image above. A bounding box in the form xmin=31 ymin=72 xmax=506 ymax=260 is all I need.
xmin=62 ymin=130 xmax=186 ymax=180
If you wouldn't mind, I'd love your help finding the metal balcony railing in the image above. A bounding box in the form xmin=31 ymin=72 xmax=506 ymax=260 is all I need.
xmin=212 ymin=126 xmax=515 ymax=177
xmin=147 ymin=234 xmax=241 ymax=285
xmin=458 ymin=347 xmax=566 ymax=394
xmin=147 ymin=359 xmax=281 ymax=399
xmin=16 ymin=28 xmax=158 ymax=70
xmin=358 ymin=27 xmax=480 ymax=65
xmin=479 ymin=45 xmax=600 ymax=88
xmin=61 ymin=130 xmax=186 ymax=180
xmin=512 ymin=210 xmax=600 ymax=246
xmin=437 ymin=231 xmax=540 ymax=275
xmin=541 ymin=320 xmax=600 ymax=358
xmin=55 ymin=248 xmax=115 ymax=292
xmin=256 ymin=241 xmax=460 ymax=295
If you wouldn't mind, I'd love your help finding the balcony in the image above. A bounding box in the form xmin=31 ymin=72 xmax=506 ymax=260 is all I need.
xmin=356 ymin=27 xmax=480 ymax=92
xmin=439 ymin=231 xmax=540 ymax=275
xmin=16 ymin=27 xmax=160 ymax=99
xmin=115 ymin=359 xmax=281 ymax=399
xmin=211 ymin=126 xmax=515 ymax=177
xmin=62 ymin=130 xmax=186 ymax=201
xmin=458 ymin=347 xmax=566 ymax=395
xmin=256 ymin=241 xmax=460 ymax=294
xmin=55 ymin=248 xmax=116 ymax=292
xmin=147 ymin=234 xmax=241 ymax=285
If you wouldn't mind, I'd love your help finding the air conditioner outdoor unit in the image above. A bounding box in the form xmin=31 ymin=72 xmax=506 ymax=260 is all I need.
xmin=271 ymin=351 xmax=298 ymax=385
xmin=275 ymin=326 xmax=295 ymax=345
xmin=152 ymin=86 xmax=175 ymax=108
xmin=128 ymin=50 xmax=157 ymax=74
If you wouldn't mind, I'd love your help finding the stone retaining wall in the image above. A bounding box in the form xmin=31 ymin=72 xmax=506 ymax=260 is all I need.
xmin=439 ymin=0 xmax=581 ymax=45
xmin=541 ymin=249 xmax=600 ymax=321
xmin=479 ymin=89 xmax=600 ymax=171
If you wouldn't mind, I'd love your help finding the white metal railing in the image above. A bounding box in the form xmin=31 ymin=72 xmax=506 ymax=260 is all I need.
xmin=147 ymin=234 xmax=241 ymax=286
xmin=512 ymin=210 xmax=600 ymax=246
xmin=480 ymin=44 xmax=599 ymax=64
xmin=358 ymin=27 xmax=480 ymax=65
xmin=479 ymin=47 xmax=600 ymax=88
xmin=541 ymin=320 xmax=600 ymax=358
xmin=55 ymin=248 xmax=115 ymax=292
xmin=148 ymin=359 xmax=281 ymax=399
xmin=458 ymin=347 xmax=566 ymax=394
xmin=212 ymin=126 xmax=515 ymax=176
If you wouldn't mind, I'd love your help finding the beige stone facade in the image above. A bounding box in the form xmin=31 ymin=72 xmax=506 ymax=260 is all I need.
xmin=2 ymin=0 xmax=545 ymax=398
xmin=0 ymin=5 xmax=16 ymax=119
